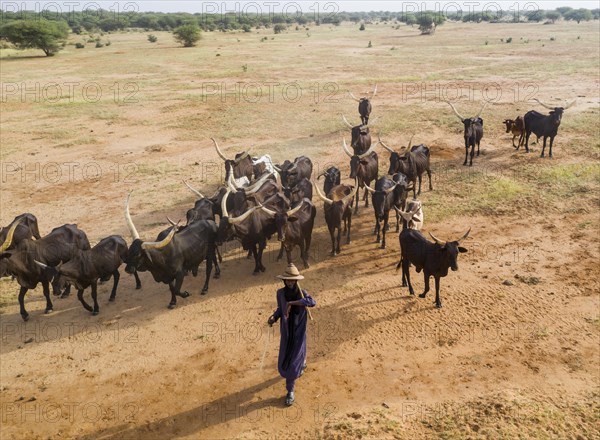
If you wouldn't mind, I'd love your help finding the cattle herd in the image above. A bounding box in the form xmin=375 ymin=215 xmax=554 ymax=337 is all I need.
xmin=0 ymin=91 xmax=575 ymax=319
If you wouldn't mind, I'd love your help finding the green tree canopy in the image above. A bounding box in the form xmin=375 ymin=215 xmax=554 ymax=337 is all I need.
xmin=173 ymin=23 xmax=201 ymax=47
xmin=0 ymin=19 xmax=69 ymax=56
xmin=564 ymin=8 xmax=593 ymax=23
xmin=545 ymin=11 xmax=561 ymax=23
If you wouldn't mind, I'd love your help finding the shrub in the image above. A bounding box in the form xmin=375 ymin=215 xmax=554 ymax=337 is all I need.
xmin=75 ymin=42 xmax=85 ymax=49
xmin=273 ymin=24 xmax=286 ymax=34
xmin=95 ymin=41 xmax=104 ymax=48
xmin=148 ymin=34 xmax=157 ymax=42
xmin=506 ymin=37 xmax=512 ymax=43
xmin=173 ymin=24 xmax=201 ymax=47
xmin=359 ymin=23 xmax=366 ymax=30
xmin=367 ymin=40 xmax=372 ymax=47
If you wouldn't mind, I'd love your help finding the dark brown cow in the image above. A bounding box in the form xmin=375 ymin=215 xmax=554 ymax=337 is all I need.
xmin=503 ymin=116 xmax=525 ymax=149
xmin=314 ymin=178 xmax=358 ymax=256
xmin=348 ymin=84 xmax=377 ymax=125
xmin=0 ymin=222 xmax=91 ymax=321
xmin=341 ymin=114 xmax=375 ymax=155
xmin=381 ymin=136 xmax=432 ymax=198
xmin=446 ymin=101 xmax=487 ymax=166
xmin=211 ymin=138 xmax=253 ymax=182
xmin=523 ymin=98 xmax=575 ymax=158
xmin=0 ymin=213 xmax=41 ymax=278
xmin=343 ymin=138 xmax=378 ymax=214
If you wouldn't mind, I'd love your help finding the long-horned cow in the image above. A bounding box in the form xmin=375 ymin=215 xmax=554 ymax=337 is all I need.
xmin=397 ymin=227 xmax=470 ymax=308
xmin=0 ymin=213 xmax=41 ymax=278
xmin=125 ymin=194 xmax=217 ymax=309
xmin=446 ymin=101 xmax=488 ymax=166
xmin=381 ymin=136 xmax=432 ymax=198
xmin=341 ymin=114 xmax=375 ymax=155
xmin=0 ymin=221 xmax=91 ymax=321
xmin=211 ymin=138 xmax=254 ymax=183
xmin=342 ymin=138 xmax=378 ymax=214
xmin=348 ymin=84 xmax=377 ymax=125
xmin=314 ymin=178 xmax=358 ymax=256
xmin=524 ymin=98 xmax=575 ymax=158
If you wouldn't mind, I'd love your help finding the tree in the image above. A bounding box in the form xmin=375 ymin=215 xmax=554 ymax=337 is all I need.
xmin=526 ymin=10 xmax=545 ymax=22
xmin=173 ymin=24 xmax=201 ymax=47
xmin=564 ymin=9 xmax=593 ymax=23
xmin=0 ymin=19 xmax=69 ymax=56
xmin=417 ymin=13 xmax=444 ymax=34
xmin=556 ymin=7 xmax=573 ymax=15
xmin=545 ymin=11 xmax=561 ymax=23
xmin=273 ymin=24 xmax=286 ymax=34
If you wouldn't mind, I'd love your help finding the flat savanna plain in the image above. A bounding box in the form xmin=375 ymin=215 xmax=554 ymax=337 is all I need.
xmin=0 ymin=21 xmax=599 ymax=439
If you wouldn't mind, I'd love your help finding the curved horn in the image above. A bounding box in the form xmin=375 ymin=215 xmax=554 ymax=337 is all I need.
xmin=0 ymin=219 xmax=22 ymax=253
xmin=221 ymin=189 xmax=231 ymax=218
xmin=274 ymin=165 xmax=282 ymax=172
xmin=314 ymin=181 xmax=333 ymax=205
xmin=348 ymin=91 xmax=361 ymax=102
xmin=166 ymin=216 xmax=180 ymax=227
xmin=475 ymin=101 xmax=488 ymax=119
xmin=260 ymin=205 xmax=278 ymax=217
xmin=372 ymin=84 xmax=377 ymax=97
xmin=34 ymin=260 xmax=50 ymax=270
xmin=341 ymin=114 xmax=354 ymax=129
xmin=125 ymin=193 xmax=140 ymax=241
xmin=342 ymin=138 xmax=353 ymax=157
xmin=533 ymin=98 xmax=555 ymax=110
xmin=142 ymin=224 xmax=177 ymax=250
xmin=183 ymin=180 xmax=205 ymax=199
xmin=398 ymin=210 xmax=414 ymax=222
xmin=429 ymin=232 xmax=446 ymax=247
xmin=244 ymin=172 xmax=274 ymax=194
xmin=228 ymin=204 xmax=263 ymax=225
xmin=563 ymin=99 xmax=576 ymax=110
xmin=445 ymin=101 xmax=465 ymax=122
xmin=407 ymin=134 xmax=415 ymax=149
xmin=286 ymin=200 xmax=305 ymax=216
xmin=234 ymin=148 xmax=252 ymax=164
xmin=288 ymin=163 xmax=298 ymax=172
xmin=456 ymin=227 xmax=471 ymax=244
xmin=341 ymin=179 xmax=359 ymax=205
xmin=364 ymin=183 xmax=376 ymax=193
xmin=211 ymin=137 xmax=228 ymax=161
xmin=357 ymin=142 xmax=376 ymax=159
xmin=384 ymin=183 xmax=398 ymax=194
xmin=227 ymin=169 xmax=240 ymax=191
xmin=378 ymin=135 xmax=395 ymax=153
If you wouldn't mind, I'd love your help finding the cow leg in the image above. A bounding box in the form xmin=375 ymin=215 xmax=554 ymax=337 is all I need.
xmin=133 ymin=270 xmax=142 ymax=289
xmin=364 ymin=187 xmax=369 ymax=208
xmin=418 ymin=273 xmax=430 ymax=299
xmin=42 ymin=281 xmax=53 ymax=314
xmin=417 ymin=175 xmax=423 ymax=196
xmin=60 ymin=284 xmax=71 ymax=299
xmin=402 ymin=258 xmax=414 ymax=295
xmin=300 ymin=242 xmax=310 ymax=269
xmin=202 ymin=251 xmax=214 ymax=295
xmin=246 ymin=249 xmax=252 ymax=259
xmin=91 ymin=282 xmax=99 ymax=315
xmin=277 ymin=242 xmax=284 ymax=261
xmin=212 ymin=251 xmax=221 ymax=279
xmin=336 ymin=226 xmax=342 ymax=254
xmin=549 ymin=137 xmax=554 ymax=158
xmin=469 ymin=145 xmax=475 ymax=166
xmin=427 ymin=168 xmax=433 ymax=191
xmin=18 ymin=286 xmax=30 ymax=321
xmin=216 ymin=246 xmax=223 ymax=263
xmin=375 ymin=218 xmax=381 ymax=243
xmin=381 ymin=213 xmax=389 ymax=249
xmin=512 ymin=135 xmax=517 ymax=148
xmin=250 ymin=244 xmax=260 ymax=274
xmin=541 ymin=137 xmax=547 ymax=157
xmin=77 ymin=288 xmax=93 ymax=312
xmin=476 ymin=140 xmax=481 ymax=157
xmin=329 ymin=226 xmax=336 ymax=256
xmin=346 ymin=215 xmax=352 ymax=245
xmin=524 ymin=132 xmax=531 ymax=153
xmin=395 ymin=209 xmax=400 ymax=232
xmin=353 ymin=190 xmax=359 ymax=215
xmin=412 ymin=181 xmax=417 ymax=199
xmin=110 ymin=270 xmax=119 ymax=301
xmin=434 ymin=276 xmax=442 ymax=308
xmin=255 ymin=241 xmax=266 ymax=273
xmin=463 ymin=141 xmax=469 ymax=166
xmin=168 ymin=272 xmax=189 ymax=309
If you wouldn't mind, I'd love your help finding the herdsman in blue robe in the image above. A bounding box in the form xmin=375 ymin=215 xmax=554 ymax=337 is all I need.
xmin=268 ymin=263 xmax=316 ymax=406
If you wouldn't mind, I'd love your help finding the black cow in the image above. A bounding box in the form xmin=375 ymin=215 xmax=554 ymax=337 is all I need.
xmin=317 ymin=166 xmax=341 ymax=196
xmin=314 ymin=178 xmax=358 ymax=256
xmin=524 ymin=99 xmax=575 ymax=158
xmin=0 ymin=222 xmax=91 ymax=321
xmin=397 ymin=228 xmax=470 ymax=308
xmin=182 ymin=180 xmax=219 ymax=225
xmin=125 ymin=194 xmax=217 ymax=309
xmin=211 ymin=137 xmax=254 ymax=182
xmin=348 ymin=84 xmax=377 ymax=125
xmin=364 ymin=176 xmax=398 ymax=249
xmin=0 ymin=213 xmax=41 ymax=278
xmin=264 ymin=198 xmax=317 ymax=268
xmin=342 ymin=115 xmax=373 ymax=155
xmin=36 ymin=235 xmax=140 ymax=315
xmin=382 ymin=137 xmax=432 ymax=198
xmin=446 ymin=101 xmax=487 ymax=166
xmin=503 ymin=116 xmax=525 ymax=149
xmin=277 ymin=156 xmax=313 ymax=188
xmin=343 ymin=138 xmax=378 ymax=214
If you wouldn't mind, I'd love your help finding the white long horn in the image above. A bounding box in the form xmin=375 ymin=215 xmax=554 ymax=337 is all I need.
xmin=211 ymin=137 xmax=228 ymax=161
xmin=342 ymin=179 xmax=359 ymax=205
xmin=384 ymin=183 xmax=398 ymax=194
xmin=364 ymin=183 xmax=376 ymax=193
xmin=407 ymin=134 xmax=415 ymax=149
xmin=221 ymin=190 xmax=231 ymax=218
xmin=183 ymin=180 xmax=205 ymax=199
xmin=533 ymin=98 xmax=554 ymax=110
xmin=235 ymin=148 xmax=252 ymax=163
xmin=357 ymin=142 xmax=376 ymax=159
xmin=34 ymin=260 xmax=50 ymax=270
xmin=372 ymin=84 xmax=377 ymax=97
xmin=563 ymin=99 xmax=576 ymax=110
xmin=429 ymin=232 xmax=446 ymax=247
xmin=125 ymin=193 xmax=140 ymax=241
xmin=456 ymin=227 xmax=471 ymax=244
xmin=445 ymin=101 xmax=465 ymax=122
xmin=142 ymin=224 xmax=177 ymax=250
xmin=0 ymin=218 xmax=21 ymax=253
xmin=348 ymin=91 xmax=361 ymax=102
xmin=245 ymin=172 xmax=274 ymax=194
xmin=227 ymin=169 xmax=239 ymax=191
xmin=314 ymin=181 xmax=333 ymax=205
xmin=342 ymin=138 xmax=353 ymax=157
xmin=378 ymin=135 xmax=395 ymax=153
xmin=341 ymin=114 xmax=354 ymax=128
xmin=261 ymin=206 xmax=278 ymax=217
xmin=475 ymin=101 xmax=488 ymax=119
xmin=228 ymin=204 xmax=263 ymax=225
xmin=286 ymin=200 xmax=305 ymax=216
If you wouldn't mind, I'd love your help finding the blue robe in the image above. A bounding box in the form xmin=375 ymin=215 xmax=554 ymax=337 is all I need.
xmin=273 ymin=288 xmax=316 ymax=382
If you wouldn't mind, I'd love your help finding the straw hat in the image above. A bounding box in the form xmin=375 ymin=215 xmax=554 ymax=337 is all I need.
xmin=276 ymin=263 xmax=304 ymax=280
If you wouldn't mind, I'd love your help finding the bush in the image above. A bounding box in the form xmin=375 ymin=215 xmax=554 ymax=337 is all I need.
xmin=95 ymin=41 xmax=104 ymax=48
xmin=173 ymin=24 xmax=201 ymax=47
xmin=506 ymin=37 xmax=512 ymax=43
xmin=273 ymin=24 xmax=286 ymax=34
xmin=242 ymin=25 xmax=251 ymax=32
xmin=0 ymin=19 xmax=69 ymax=56
xmin=75 ymin=42 xmax=85 ymax=49
xmin=105 ymin=40 xmax=111 ymax=46
xmin=148 ymin=34 xmax=157 ymax=42
xmin=367 ymin=40 xmax=372 ymax=47
xmin=359 ymin=23 xmax=366 ymax=31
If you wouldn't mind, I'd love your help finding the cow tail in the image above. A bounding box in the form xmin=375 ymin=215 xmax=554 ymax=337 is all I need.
xmin=396 ymin=257 xmax=402 ymax=271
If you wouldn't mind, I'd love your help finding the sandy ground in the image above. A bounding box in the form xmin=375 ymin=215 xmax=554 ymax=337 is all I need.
xmin=0 ymin=20 xmax=599 ymax=439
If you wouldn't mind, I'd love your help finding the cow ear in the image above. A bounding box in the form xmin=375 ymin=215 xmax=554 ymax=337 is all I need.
xmin=288 ymin=216 xmax=299 ymax=223
xmin=399 ymin=156 xmax=408 ymax=161
xmin=458 ymin=246 xmax=468 ymax=253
